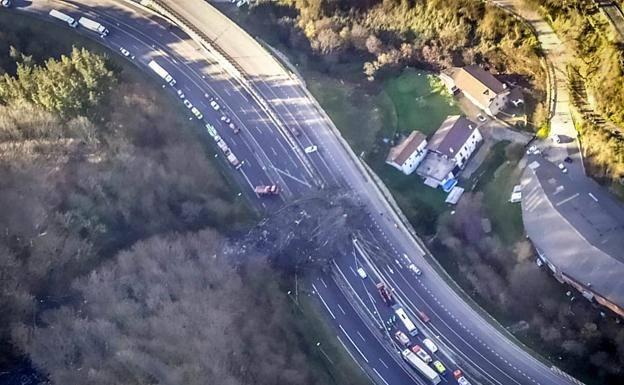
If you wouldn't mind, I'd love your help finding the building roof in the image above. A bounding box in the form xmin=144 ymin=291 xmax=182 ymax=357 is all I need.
xmin=416 ymin=152 xmax=456 ymax=183
xmin=427 ymin=116 xmax=478 ymax=158
xmin=386 ymin=131 xmax=427 ymax=166
xmin=452 ymin=65 xmax=508 ymax=108
xmin=521 ymin=161 xmax=624 ymax=312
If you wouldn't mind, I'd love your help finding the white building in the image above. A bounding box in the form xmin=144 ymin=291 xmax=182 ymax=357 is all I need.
xmin=386 ymin=131 xmax=428 ymax=175
xmin=426 ymin=115 xmax=482 ymax=169
xmin=449 ymin=65 xmax=510 ymax=116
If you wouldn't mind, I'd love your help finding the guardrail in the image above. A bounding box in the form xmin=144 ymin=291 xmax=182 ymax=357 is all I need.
xmin=145 ymin=0 xmax=323 ymax=188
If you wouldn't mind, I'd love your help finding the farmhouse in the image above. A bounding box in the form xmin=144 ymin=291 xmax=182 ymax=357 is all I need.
xmin=385 ymin=131 xmax=428 ymax=175
xmin=447 ymin=65 xmax=510 ymax=116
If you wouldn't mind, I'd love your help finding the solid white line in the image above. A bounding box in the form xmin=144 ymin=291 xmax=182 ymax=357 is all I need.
xmin=588 ymin=192 xmax=598 ymax=202
xmin=339 ymin=324 xmax=368 ymax=363
xmin=311 ymin=283 xmax=336 ymax=320
xmin=372 ymin=368 xmax=390 ymax=385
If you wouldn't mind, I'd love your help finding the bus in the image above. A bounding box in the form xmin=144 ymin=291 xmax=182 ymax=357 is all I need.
xmin=402 ymin=349 xmax=441 ymax=385
xmin=393 ymin=304 xmax=418 ymax=336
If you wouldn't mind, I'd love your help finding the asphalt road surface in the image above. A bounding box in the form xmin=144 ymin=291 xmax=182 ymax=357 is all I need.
xmin=7 ymin=1 xmax=578 ymax=385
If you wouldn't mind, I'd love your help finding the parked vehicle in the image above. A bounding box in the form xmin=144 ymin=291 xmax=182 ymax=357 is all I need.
xmin=394 ymin=331 xmax=410 ymax=347
xmin=177 ymin=89 xmax=185 ymax=99
xmin=210 ymin=100 xmax=220 ymax=111
xmin=558 ymin=163 xmax=568 ymax=173
xmin=148 ymin=60 xmax=176 ymax=86
xmin=422 ymin=338 xmax=438 ymax=353
xmin=254 ymin=185 xmax=279 ymax=195
xmin=411 ymin=345 xmax=433 ymax=363
xmin=78 ymin=16 xmax=109 ymax=37
xmin=376 ymin=282 xmax=394 ymax=305
xmin=453 ymin=370 xmax=471 ymax=385
xmin=49 ymin=9 xmax=78 ymax=28
xmin=402 ymin=349 xmax=441 ymax=385
xmin=205 ymin=123 xmax=218 ymax=138
xmin=392 ymin=304 xmax=418 ymax=336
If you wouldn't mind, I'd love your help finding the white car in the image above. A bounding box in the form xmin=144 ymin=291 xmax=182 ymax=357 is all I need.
xmin=176 ymin=89 xmax=185 ymax=99
xmin=356 ymin=267 xmax=367 ymax=279
xmin=422 ymin=338 xmax=438 ymax=353
xmin=191 ymin=107 xmax=203 ymax=120
xmin=476 ymin=114 xmax=486 ymax=122
xmin=304 ymin=145 xmax=318 ymax=154
xmin=558 ymin=163 xmax=568 ymax=173
xmin=119 ymin=47 xmax=130 ymax=57
xmin=210 ymin=100 xmax=220 ymax=111
xmin=408 ymin=263 xmax=422 ymax=276
xmin=183 ymin=99 xmax=193 ymax=109
xmin=411 ymin=345 xmax=432 ymax=363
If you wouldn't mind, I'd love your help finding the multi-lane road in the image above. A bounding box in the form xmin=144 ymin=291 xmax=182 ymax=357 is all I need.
xmin=7 ymin=1 xmax=579 ymax=385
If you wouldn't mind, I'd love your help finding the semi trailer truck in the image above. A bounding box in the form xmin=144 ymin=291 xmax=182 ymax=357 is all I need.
xmin=148 ymin=60 xmax=176 ymax=86
xmin=78 ymin=16 xmax=110 ymax=37
xmin=49 ymin=9 xmax=78 ymax=28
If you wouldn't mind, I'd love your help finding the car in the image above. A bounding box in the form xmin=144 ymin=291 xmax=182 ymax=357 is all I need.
xmin=433 ymin=360 xmax=446 ymax=374
xmin=394 ymin=331 xmax=410 ymax=347
xmin=191 ymin=107 xmax=203 ymax=119
xmin=254 ymin=185 xmax=279 ymax=196
xmin=564 ymin=156 xmax=573 ymax=163
xmin=183 ymin=99 xmax=193 ymax=109
xmin=229 ymin=122 xmax=240 ymax=134
xmin=417 ymin=310 xmax=430 ymax=323
xmin=205 ymin=123 xmax=218 ymax=138
xmin=119 ymin=47 xmax=130 ymax=57
xmin=356 ymin=267 xmax=367 ymax=279
xmin=411 ymin=345 xmax=432 ymax=363
xmin=454 ymin=370 xmax=472 ymax=385
xmin=551 ymin=134 xmax=562 ymax=144
xmin=476 ymin=114 xmax=486 ymax=122
xmin=408 ymin=263 xmax=422 ymax=276
xmin=422 ymin=338 xmax=438 ymax=353
xmin=526 ymin=145 xmax=540 ymax=155
xmin=176 ymin=89 xmax=185 ymax=99
xmin=558 ymin=163 xmax=568 ymax=173
xmin=210 ymin=100 xmax=220 ymax=111
xmin=304 ymin=145 xmax=318 ymax=154
xmin=220 ymin=115 xmax=232 ymax=124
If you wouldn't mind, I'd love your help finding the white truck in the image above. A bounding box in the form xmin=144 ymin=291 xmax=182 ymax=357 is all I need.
xmin=78 ymin=16 xmax=109 ymax=37
xmin=147 ymin=60 xmax=176 ymax=86
xmin=402 ymin=349 xmax=441 ymax=385
xmin=49 ymin=9 xmax=78 ymax=28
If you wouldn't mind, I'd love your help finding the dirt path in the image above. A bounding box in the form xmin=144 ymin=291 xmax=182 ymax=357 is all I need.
xmin=490 ymin=0 xmax=580 ymax=167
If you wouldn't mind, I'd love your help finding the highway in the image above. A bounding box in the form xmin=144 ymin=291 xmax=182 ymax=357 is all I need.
xmin=7 ymin=1 xmax=579 ymax=385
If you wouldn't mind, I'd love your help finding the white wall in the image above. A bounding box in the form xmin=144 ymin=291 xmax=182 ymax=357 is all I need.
xmin=453 ymin=128 xmax=482 ymax=168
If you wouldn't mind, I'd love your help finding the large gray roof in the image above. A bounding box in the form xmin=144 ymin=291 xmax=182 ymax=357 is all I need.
xmin=521 ymin=161 xmax=624 ymax=309
xmin=427 ymin=115 xmax=478 ymax=157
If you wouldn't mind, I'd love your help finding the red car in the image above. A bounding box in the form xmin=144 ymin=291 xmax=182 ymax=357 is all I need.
xmin=417 ymin=310 xmax=430 ymax=323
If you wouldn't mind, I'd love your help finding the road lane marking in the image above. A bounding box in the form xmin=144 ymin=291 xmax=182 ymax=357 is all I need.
xmin=339 ymin=324 xmax=368 ymax=363
xmin=372 ymin=368 xmax=390 ymax=385
xmin=336 ymin=304 xmax=346 ymax=315
xmin=320 ymin=277 xmax=328 ymax=288
xmin=379 ymin=358 xmax=389 ymax=369
xmin=356 ymin=331 xmax=366 ymax=342
xmin=311 ymin=283 xmax=335 ymax=320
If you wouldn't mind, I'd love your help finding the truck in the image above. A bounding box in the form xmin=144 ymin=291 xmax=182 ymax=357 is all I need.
xmin=393 ymin=304 xmax=418 ymax=336
xmin=254 ymin=185 xmax=279 ymax=196
xmin=402 ymin=349 xmax=441 ymax=385
xmin=78 ymin=16 xmax=109 ymax=37
xmin=49 ymin=9 xmax=78 ymax=28
xmin=148 ymin=60 xmax=176 ymax=86
xmin=376 ymin=282 xmax=394 ymax=305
